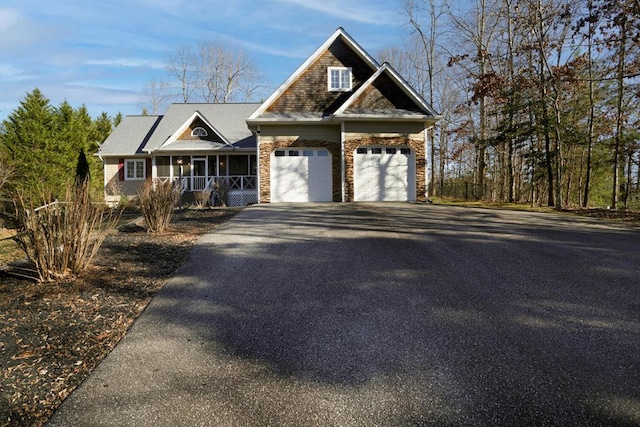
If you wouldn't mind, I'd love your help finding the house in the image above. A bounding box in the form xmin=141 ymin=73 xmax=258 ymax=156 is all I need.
xmin=99 ymin=28 xmax=439 ymax=206
xmin=99 ymin=103 xmax=261 ymax=207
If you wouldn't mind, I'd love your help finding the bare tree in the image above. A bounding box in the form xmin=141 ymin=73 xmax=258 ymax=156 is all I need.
xmin=139 ymin=79 xmax=172 ymax=115
xmin=167 ymin=46 xmax=196 ymax=103
xmin=405 ymin=0 xmax=449 ymax=196
xmin=164 ymin=40 xmax=261 ymax=104
xmin=196 ymin=40 xmax=260 ymax=103
xmin=447 ymin=0 xmax=502 ymax=196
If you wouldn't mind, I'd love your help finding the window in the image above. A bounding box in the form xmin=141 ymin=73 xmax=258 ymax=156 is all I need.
xmin=156 ymin=156 xmax=170 ymax=178
xmin=357 ymin=147 xmax=368 ymax=154
xmin=328 ymin=67 xmax=352 ymax=91
xmin=400 ymin=148 xmax=411 ymax=155
xmin=288 ymin=150 xmax=299 ymax=156
xmin=386 ymin=147 xmax=397 ymax=154
xmin=371 ymin=148 xmax=382 ymax=154
xmin=191 ymin=127 xmax=208 ymax=137
xmin=303 ymin=150 xmax=314 ymax=157
xmin=125 ymin=159 xmax=145 ymax=180
xmin=317 ymin=150 xmax=329 ymax=157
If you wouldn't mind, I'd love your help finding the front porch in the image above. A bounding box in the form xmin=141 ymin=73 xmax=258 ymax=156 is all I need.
xmin=154 ymin=153 xmax=258 ymax=207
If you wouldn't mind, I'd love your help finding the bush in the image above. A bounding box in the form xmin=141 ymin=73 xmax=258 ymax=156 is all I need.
xmin=138 ymin=179 xmax=178 ymax=233
xmin=13 ymin=180 xmax=121 ymax=282
xmin=213 ymin=179 xmax=230 ymax=207
xmin=193 ymin=189 xmax=212 ymax=208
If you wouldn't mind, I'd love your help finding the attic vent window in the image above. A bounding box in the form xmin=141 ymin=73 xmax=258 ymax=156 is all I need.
xmin=192 ymin=127 xmax=208 ymax=137
xmin=328 ymin=67 xmax=352 ymax=92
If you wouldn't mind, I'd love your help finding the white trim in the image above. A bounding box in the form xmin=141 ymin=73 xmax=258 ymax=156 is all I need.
xmin=328 ymin=67 xmax=352 ymax=92
xmin=191 ymin=126 xmax=208 ymax=137
xmin=154 ymin=110 xmax=232 ymax=152
xmin=248 ymin=27 xmax=379 ymax=121
xmin=333 ymin=63 xmax=441 ymax=118
xmin=124 ymin=159 xmax=146 ymax=181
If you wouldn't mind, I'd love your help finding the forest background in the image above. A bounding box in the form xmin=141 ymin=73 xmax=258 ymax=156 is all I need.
xmin=1 ymin=0 xmax=639 ymax=211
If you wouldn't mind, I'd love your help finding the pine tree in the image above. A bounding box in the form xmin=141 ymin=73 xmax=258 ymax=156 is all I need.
xmin=0 ymin=88 xmax=56 ymax=198
xmin=75 ymin=149 xmax=91 ymax=184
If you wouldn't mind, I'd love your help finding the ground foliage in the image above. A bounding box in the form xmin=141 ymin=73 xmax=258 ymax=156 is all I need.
xmin=0 ymin=208 xmax=239 ymax=427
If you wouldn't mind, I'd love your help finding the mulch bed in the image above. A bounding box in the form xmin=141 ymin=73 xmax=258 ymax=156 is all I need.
xmin=0 ymin=208 xmax=239 ymax=427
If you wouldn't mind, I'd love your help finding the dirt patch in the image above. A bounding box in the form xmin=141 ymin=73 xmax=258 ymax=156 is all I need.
xmin=0 ymin=208 xmax=239 ymax=427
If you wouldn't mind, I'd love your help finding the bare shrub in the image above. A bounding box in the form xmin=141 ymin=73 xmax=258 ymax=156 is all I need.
xmin=138 ymin=179 xmax=178 ymax=233
xmin=213 ymin=179 xmax=230 ymax=207
xmin=193 ymin=189 xmax=212 ymax=208
xmin=13 ymin=180 xmax=121 ymax=282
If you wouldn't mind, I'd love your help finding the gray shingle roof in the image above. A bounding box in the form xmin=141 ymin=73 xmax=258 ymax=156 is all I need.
xmin=144 ymin=103 xmax=260 ymax=152
xmin=99 ymin=103 xmax=260 ymax=157
xmin=99 ymin=115 xmax=162 ymax=156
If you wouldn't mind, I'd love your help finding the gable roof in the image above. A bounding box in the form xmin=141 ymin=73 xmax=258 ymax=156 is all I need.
xmin=98 ymin=115 xmax=162 ymax=156
xmin=156 ymin=110 xmax=233 ymax=152
xmin=247 ymin=28 xmax=439 ymax=125
xmin=248 ymin=27 xmax=379 ymax=121
xmin=333 ymin=63 xmax=440 ymax=120
xmin=145 ymin=103 xmax=260 ymax=153
xmin=100 ymin=103 xmax=260 ymax=157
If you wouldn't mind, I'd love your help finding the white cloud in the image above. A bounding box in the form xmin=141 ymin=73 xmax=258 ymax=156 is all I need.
xmin=0 ymin=8 xmax=41 ymax=52
xmin=85 ymin=58 xmax=166 ymax=70
xmin=275 ymin=0 xmax=401 ymax=25
xmin=0 ymin=64 xmax=37 ymax=82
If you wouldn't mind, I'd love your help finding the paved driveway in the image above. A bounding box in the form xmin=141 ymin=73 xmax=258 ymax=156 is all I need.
xmin=49 ymin=203 xmax=640 ymax=426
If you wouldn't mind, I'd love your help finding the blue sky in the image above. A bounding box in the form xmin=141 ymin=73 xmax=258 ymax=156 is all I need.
xmin=0 ymin=0 xmax=408 ymax=122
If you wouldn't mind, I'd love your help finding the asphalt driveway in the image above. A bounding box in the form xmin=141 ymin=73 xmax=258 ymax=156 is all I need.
xmin=49 ymin=203 xmax=640 ymax=426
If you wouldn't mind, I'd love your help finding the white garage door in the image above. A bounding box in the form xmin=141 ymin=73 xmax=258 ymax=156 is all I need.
xmin=354 ymin=146 xmax=416 ymax=201
xmin=271 ymin=148 xmax=332 ymax=202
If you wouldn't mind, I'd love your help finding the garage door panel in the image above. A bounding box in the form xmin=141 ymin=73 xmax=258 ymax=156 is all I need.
xmin=271 ymin=149 xmax=332 ymax=202
xmin=354 ymin=147 xmax=415 ymax=202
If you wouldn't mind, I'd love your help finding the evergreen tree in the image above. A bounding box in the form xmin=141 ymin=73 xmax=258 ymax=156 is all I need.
xmin=0 ymin=89 xmax=116 ymax=201
xmin=75 ymin=149 xmax=91 ymax=184
xmin=0 ymin=88 xmax=56 ymax=198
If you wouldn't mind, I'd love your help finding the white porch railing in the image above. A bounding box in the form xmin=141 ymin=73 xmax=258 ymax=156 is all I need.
xmin=155 ymin=175 xmax=257 ymax=206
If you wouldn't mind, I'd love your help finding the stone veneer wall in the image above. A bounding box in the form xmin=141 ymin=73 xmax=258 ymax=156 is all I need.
xmin=343 ymin=137 xmax=426 ymax=202
xmin=259 ymin=140 xmax=342 ymax=202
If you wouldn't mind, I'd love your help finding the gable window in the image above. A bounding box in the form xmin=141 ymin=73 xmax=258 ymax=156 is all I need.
xmin=191 ymin=127 xmax=208 ymax=137
xmin=328 ymin=67 xmax=352 ymax=91
xmin=125 ymin=159 xmax=145 ymax=180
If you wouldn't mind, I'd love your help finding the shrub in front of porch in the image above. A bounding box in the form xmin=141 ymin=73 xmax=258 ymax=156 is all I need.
xmin=138 ymin=180 xmax=179 ymax=233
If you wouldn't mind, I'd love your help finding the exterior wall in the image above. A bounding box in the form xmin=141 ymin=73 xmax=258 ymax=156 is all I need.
xmin=343 ymin=134 xmax=426 ymax=203
xmin=343 ymin=122 xmax=425 ymax=140
xmin=177 ymin=117 xmax=224 ymax=142
xmin=258 ymin=137 xmax=342 ymax=203
xmin=266 ymin=38 xmax=374 ymax=114
xmin=103 ymin=157 xmax=148 ymax=204
xmin=259 ymin=125 xmax=341 ymax=144
xmin=348 ymin=73 xmax=424 ymax=112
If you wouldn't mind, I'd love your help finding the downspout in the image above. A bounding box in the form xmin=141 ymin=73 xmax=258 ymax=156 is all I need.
xmin=341 ymin=121 xmax=346 ymax=202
